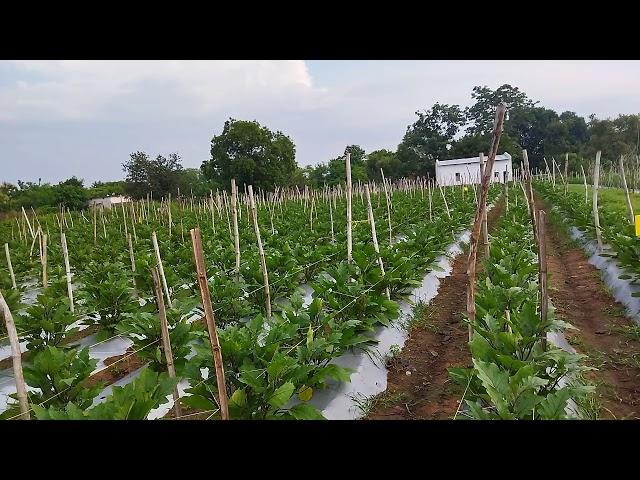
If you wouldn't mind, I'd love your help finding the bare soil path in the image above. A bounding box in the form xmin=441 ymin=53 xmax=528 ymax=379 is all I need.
xmin=367 ymin=200 xmax=505 ymax=419
xmin=536 ymin=195 xmax=640 ymax=419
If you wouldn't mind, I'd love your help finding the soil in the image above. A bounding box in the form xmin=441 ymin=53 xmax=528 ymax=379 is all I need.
xmin=535 ymin=195 xmax=640 ymax=419
xmin=367 ymin=200 xmax=505 ymax=419
xmin=84 ymin=347 xmax=146 ymax=389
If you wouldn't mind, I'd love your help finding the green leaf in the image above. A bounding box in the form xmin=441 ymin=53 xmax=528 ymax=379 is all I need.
xmin=229 ymin=388 xmax=247 ymax=407
xmin=181 ymin=394 xmax=216 ymax=411
xmin=268 ymin=382 xmax=295 ymax=409
xmin=289 ymin=403 xmax=325 ymax=420
xmin=537 ymin=387 xmax=572 ymax=419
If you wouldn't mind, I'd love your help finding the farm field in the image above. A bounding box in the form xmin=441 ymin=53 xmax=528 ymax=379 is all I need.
xmin=1 ymin=179 xmax=505 ymax=420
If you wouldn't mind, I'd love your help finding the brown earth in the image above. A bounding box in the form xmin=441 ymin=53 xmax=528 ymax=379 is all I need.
xmin=536 ymin=195 xmax=640 ymax=419
xmin=367 ymin=200 xmax=505 ymax=419
xmin=84 ymin=347 xmax=146 ymax=389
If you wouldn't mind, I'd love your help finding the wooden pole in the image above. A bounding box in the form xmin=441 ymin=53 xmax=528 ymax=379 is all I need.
xmin=522 ymin=149 xmax=539 ymax=246
xmin=61 ymin=233 xmax=74 ymax=313
xmin=151 ymin=267 xmax=182 ymax=419
xmin=21 ymin=206 xmax=35 ymax=240
xmin=381 ymin=169 xmax=393 ymax=244
xmin=0 ymin=292 xmax=30 ymax=419
xmin=365 ymin=185 xmax=390 ymax=300
xmin=248 ymin=185 xmax=271 ymax=319
xmin=479 ymin=153 xmax=489 ymax=255
xmin=329 ymin=189 xmax=335 ymax=242
xmin=538 ymin=210 xmax=548 ymax=351
xmin=593 ymin=151 xmax=603 ymax=251
xmin=41 ymin=233 xmax=48 ymax=288
xmin=346 ymin=152 xmax=353 ymax=263
xmin=190 ymin=228 xmax=229 ymax=420
xmin=581 ymin=164 xmax=588 ymax=204
xmin=4 ymin=243 xmax=17 ymax=290
xmin=620 ymin=155 xmax=635 ymax=224
xmin=231 ymin=179 xmax=241 ymax=275
xmin=466 ymin=102 xmax=507 ymax=341
xmin=151 ymin=231 xmax=172 ymax=308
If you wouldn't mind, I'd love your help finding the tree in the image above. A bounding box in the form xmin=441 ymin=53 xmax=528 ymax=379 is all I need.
xmin=201 ymin=119 xmax=297 ymax=191
xmin=396 ymin=103 xmax=466 ymax=178
xmin=466 ymin=84 xmax=537 ymax=135
xmin=88 ymin=181 xmax=127 ymax=199
xmin=53 ymin=177 xmax=88 ymax=210
xmin=365 ymin=149 xmax=401 ymax=180
xmin=448 ymin=132 xmax=521 ymax=163
xmin=123 ymin=151 xmax=183 ymax=199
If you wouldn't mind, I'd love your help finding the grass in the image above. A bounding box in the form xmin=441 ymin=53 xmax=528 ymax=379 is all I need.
xmin=567 ymin=184 xmax=640 ymax=214
xmin=352 ymin=390 xmax=412 ymax=417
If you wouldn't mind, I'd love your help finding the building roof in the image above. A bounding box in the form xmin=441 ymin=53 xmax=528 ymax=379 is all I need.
xmin=436 ymin=153 xmax=511 ymax=167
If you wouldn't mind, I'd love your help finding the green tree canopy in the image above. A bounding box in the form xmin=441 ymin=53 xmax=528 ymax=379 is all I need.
xmin=201 ymin=119 xmax=297 ymax=191
xmin=123 ymin=151 xmax=183 ymax=200
xmin=396 ymin=103 xmax=466 ymax=178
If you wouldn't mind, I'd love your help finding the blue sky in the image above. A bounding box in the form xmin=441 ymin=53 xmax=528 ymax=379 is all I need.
xmin=2 ymin=60 xmax=640 ymax=186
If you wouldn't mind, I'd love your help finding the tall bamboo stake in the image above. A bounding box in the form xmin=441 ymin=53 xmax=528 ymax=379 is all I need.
xmin=620 ymin=155 xmax=635 ymax=224
xmin=248 ymin=185 xmax=271 ymax=319
xmin=231 ymin=179 xmax=241 ymax=275
xmin=346 ymin=152 xmax=353 ymax=263
xmin=41 ymin=233 xmax=47 ymax=287
xmin=190 ymin=228 xmax=229 ymax=420
xmin=364 ymin=185 xmax=390 ymax=300
xmin=466 ymin=102 xmax=507 ymax=341
xmin=581 ymin=164 xmax=588 ymax=204
xmin=522 ymin=149 xmax=538 ymax=246
xmin=61 ymin=233 xmax=74 ymax=313
xmin=537 ymin=210 xmax=548 ymax=351
xmin=4 ymin=243 xmax=17 ymax=290
xmin=151 ymin=267 xmax=182 ymax=419
xmin=0 ymin=292 xmax=30 ymax=419
xmin=381 ymin=169 xmax=393 ymax=244
xmin=479 ymin=153 xmax=489 ymax=255
xmin=593 ymin=151 xmax=603 ymax=251
xmin=151 ymin=231 xmax=172 ymax=308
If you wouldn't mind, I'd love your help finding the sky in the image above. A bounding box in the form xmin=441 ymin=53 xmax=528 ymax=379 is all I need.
xmin=1 ymin=60 xmax=640 ymax=186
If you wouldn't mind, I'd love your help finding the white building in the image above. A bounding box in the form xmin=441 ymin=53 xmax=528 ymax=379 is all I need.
xmin=88 ymin=196 xmax=131 ymax=208
xmin=435 ymin=153 xmax=512 ymax=187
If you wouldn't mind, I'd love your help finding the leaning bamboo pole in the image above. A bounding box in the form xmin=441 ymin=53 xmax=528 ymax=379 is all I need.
xmin=346 ymin=152 xmax=353 ymax=263
xmin=248 ymin=185 xmax=271 ymax=319
xmin=151 ymin=231 xmax=172 ymax=308
xmin=466 ymin=102 xmax=507 ymax=341
xmin=190 ymin=228 xmax=229 ymax=420
xmin=364 ymin=185 xmax=390 ymax=300
xmin=620 ymin=155 xmax=635 ymax=225
xmin=537 ymin=210 xmax=548 ymax=351
xmin=151 ymin=267 xmax=182 ymax=419
xmin=4 ymin=243 xmax=17 ymax=290
xmin=231 ymin=179 xmax=241 ymax=275
xmin=61 ymin=233 xmax=74 ymax=313
xmin=0 ymin=292 xmax=30 ymax=419
xmin=593 ymin=151 xmax=603 ymax=251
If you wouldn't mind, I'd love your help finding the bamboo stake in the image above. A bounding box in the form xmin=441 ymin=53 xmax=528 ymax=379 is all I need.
xmin=231 ymin=179 xmax=241 ymax=275
xmin=190 ymin=228 xmax=229 ymax=420
xmin=593 ymin=151 xmax=603 ymax=251
xmin=346 ymin=152 xmax=353 ymax=263
xmin=580 ymin=164 xmax=588 ymax=204
xmin=364 ymin=185 xmax=390 ymax=300
xmin=248 ymin=185 xmax=271 ymax=319
xmin=151 ymin=267 xmax=181 ymax=419
xmin=0 ymin=292 xmax=30 ymax=419
xmin=467 ymin=102 xmax=507 ymax=341
xmin=41 ymin=233 xmax=48 ymax=288
xmin=61 ymin=233 xmax=74 ymax=313
xmin=5 ymin=243 xmax=17 ymax=290
xmin=127 ymin=233 xmax=138 ymax=295
xmin=21 ymin=206 xmax=35 ymax=240
xmin=439 ymin=186 xmax=451 ymax=219
xmin=537 ymin=210 xmax=548 ymax=351
xmin=151 ymin=231 xmax=172 ymax=308
xmin=479 ymin=153 xmax=489 ymax=255
xmin=93 ymin=205 xmax=97 ymax=245
xmin=620 ymin=155 xmax=635 ymax=224
xmin=381 ymin=169 xmax=393 ymax=244
xmin=522 ymin=149 xmax=539 ymax=246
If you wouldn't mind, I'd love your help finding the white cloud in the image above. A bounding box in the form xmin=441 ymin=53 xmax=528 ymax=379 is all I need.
xmin=0 ymin=60 xmax=324 ymax=122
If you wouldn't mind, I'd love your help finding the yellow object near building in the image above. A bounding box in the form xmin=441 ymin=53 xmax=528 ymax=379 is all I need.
xmin=635 ymin=215 xmax=640 ymax=237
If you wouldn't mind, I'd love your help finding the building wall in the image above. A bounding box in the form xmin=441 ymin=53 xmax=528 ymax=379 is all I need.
xmin=436 ymin=159 xmax=512 ymax=186
xmin=88 ymin=196 xmax=131 ymax=208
